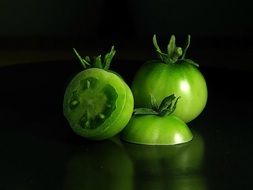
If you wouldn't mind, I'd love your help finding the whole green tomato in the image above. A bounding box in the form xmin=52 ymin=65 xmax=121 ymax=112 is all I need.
xmin=131 ymin=35 xmax=208 ymax=123
xmin=63 ymin=47 xmax=134 ymax=140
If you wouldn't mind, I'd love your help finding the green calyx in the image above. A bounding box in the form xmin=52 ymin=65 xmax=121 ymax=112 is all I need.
xmin=153 ymin=34 xmax=199 ymax=67
xmin=73 ymin=46 xmax=116 ymax=70
xmin=133 ymin=94 xmax=180 ymax=117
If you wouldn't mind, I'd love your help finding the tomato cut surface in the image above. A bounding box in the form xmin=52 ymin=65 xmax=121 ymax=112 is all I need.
xmin=63 ymin=68 xmax=134 ymax=140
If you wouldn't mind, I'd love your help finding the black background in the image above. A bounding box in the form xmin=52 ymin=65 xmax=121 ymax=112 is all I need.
xmin=1 ymin=0 xmax=253 ymax=71
xmin=1 ymin=0 xmax=253 ymax=55
xmin=1 ymin=0 xmax=253 ymax=40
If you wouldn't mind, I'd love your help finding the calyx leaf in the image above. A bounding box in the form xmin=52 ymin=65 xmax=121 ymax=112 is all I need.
xmin=73 ymin=46 xmax=116 ymax=70
xmin=183 ymin=59 xmax=199 ymax=67
xmin=167 ymin=35 xmax=176 ymax=58
xmin=158 ymin=94 xmax=176 ymax=113
xmin=133 ymin=108 xmax=158 ymax=115
xmin=152 ymin=34 xmax=198 ymax=67
xmin=133 ymin=94 xmax=180 ymax=117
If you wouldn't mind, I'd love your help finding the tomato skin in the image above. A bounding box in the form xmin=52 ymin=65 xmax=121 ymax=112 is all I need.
xmin=63 ymin=68 xmax=134 ymax=140
xmin=121 ymin=114 xmax=193 ymax=145
xmin=131 ymin=60 xmax=208 ymax=123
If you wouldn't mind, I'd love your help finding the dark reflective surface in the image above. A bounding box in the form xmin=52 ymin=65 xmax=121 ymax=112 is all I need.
xmin=0 ymin=60 xmax=252 ymax=190
xmin=63 ymin=140 xmax=134 ymax=190
xmin=123 ymin=130 xmax=206 ymax=190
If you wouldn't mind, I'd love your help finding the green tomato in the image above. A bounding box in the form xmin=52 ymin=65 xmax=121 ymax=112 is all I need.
xmin=132 ymin=61 xmax=207 ymax=123
xmin=63 ymin=47 xmax=134 ymax=140
xmin=121 ymin=114 xmax=193 ymax=145
xmin=132 ymin=35 xmax=208 ymax=123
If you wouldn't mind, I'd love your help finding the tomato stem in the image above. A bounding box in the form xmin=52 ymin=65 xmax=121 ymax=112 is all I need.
xmin=73 ymin=46 xmax=116 ymax=70
xmin=73 ymin=48 xmax=90 ymax=69
xmin=104 ymin=46 xmax=116 ymax=70
xmin=181 ymin=35 xmax=191 ymax=59
xmin=167 ymin=35 xmax=176 ymax=58
xmin=152 ymin=34 xmax=198 ymax=67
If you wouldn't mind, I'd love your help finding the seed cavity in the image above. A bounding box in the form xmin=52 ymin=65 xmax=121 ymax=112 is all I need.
xmin=87 ymin=80 xmax=90 ymax=89
xmin=80 ymin=77 xmax=98 ymax=90
xmin=79 ymin=111 xmax=103 ymax=129
xmin=69 ymin=91 xmax=80 ymax=110
xmin=103 ymin=84 xmax=118 ymax=116
xmin=77 ymin=84 xmax=119 ymax=130
xmin=106 ymin=104 xmax=112 ymax=108
xmin=99 ymin=113 xmax=105 ymax=119
xmin=79 ymin=114 xmax=88 ymax=129
xmin=70 ymin=100 xmax=80 ymax=109
xmin=85 ymin=120 xmax=90 ymax=128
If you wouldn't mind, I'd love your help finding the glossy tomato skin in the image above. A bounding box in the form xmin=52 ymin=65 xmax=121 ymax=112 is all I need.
xmin=121 ymin=114 xmax=193 ymax=145
xmin=63 ymin=68 xmax=134 ymax=140
xmin=131 ymin=61 xmax=208 ymax=123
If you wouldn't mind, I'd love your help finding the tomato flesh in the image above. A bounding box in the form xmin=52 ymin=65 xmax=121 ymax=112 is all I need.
xmin=63 ymin=68 xmax=134 ymax=140
xmin=121 ymin=115 xmax=193 ymax=145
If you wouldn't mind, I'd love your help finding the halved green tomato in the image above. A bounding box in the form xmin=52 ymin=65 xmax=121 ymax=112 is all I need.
xmin=63 ymin=68 xmax=134 ymax=140
xmin=121 ymin=114 xmax=193 ymax=145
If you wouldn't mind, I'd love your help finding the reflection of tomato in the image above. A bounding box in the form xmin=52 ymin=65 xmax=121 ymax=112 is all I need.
xmin=169 ymin=175 xmax=207 ymax=190
xmin=131 ymin=35 xmax=208 ymax=123
xmin=123 ymin=131 xmax=206 ymax=190
xmin=123 ymin=130 xmax=205 ymax=176
xmin=136 ymin=175 xmax=206 ymax=190
xmin=63 ymin=140 xmax=134 ymax=190
xmin=63 ymin=47 xmax=134 ymax=140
